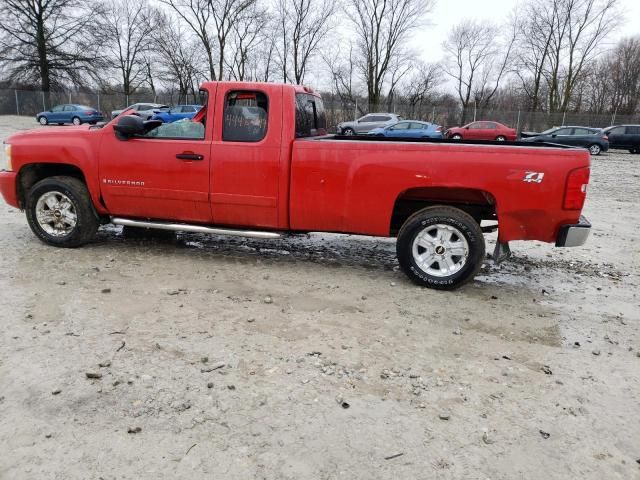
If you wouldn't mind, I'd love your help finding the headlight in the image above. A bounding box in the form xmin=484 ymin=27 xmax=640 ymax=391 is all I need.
xmin=2 ymin=143 xmax=11 ymax=171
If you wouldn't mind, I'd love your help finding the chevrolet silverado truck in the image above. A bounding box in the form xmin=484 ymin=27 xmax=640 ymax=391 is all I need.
xmin=0 ymin=81 xmax=592 ymax=290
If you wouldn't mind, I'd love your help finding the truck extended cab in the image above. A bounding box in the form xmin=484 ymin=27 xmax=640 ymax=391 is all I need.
xmin=0 ymin=81 xmax=591 ymax=289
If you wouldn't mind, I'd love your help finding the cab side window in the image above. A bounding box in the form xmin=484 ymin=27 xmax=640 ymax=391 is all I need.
xmin=223 ymin=91 xmax=268 ymax=142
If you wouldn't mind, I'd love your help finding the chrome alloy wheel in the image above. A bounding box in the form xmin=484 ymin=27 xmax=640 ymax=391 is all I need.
xmin=412 ymin=224 xmax=469 ymax=277
xmin=35 ymin=191 xmax=78 ymax=236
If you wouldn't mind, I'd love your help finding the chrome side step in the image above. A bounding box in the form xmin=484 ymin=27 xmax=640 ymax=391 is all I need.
xmin=111 ymin=217 xmax=283 ymax=239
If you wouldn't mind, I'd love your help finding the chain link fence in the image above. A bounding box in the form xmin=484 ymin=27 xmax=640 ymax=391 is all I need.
xmin=0 ymin=89 xmax=201 ymax=119
xmin=1 ymin=88 xmax=638 ymax=132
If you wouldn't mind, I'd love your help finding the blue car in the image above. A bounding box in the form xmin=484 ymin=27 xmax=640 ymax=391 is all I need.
xmin=150 ymin=105 xmax=202 ymax=123
xmin=368 ymin=120 xmax=443 ymax=138
xmin=36 ymin=104 xmax=104 ymax=126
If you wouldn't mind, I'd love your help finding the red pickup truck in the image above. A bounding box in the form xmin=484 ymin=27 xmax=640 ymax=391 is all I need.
xmin=0 ymin=81 xmax=591 ymax=289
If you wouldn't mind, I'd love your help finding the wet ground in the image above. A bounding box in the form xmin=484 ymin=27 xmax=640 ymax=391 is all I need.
xmin=0 ymin=116 xmax=639 ymax=479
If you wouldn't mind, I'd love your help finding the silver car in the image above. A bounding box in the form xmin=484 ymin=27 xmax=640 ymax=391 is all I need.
xmin=111 ymin=103 xmax=169 ymax=120
xmin=337 ymin=113 xmax=402 ymax=135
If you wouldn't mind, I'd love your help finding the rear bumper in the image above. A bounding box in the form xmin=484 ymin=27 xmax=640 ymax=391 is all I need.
xmin=556 ymin=215 xmax=591 ymax=247
xmin=0 ymin=170 xmax=19 ymax=208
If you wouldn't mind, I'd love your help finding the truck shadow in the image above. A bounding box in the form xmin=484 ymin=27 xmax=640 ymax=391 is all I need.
xmin=93 ymin=226 xmax=400 ymax=271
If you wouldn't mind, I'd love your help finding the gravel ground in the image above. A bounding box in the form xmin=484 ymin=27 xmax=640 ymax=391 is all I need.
xmin=0 ymin=116 xmax=638 ymax=480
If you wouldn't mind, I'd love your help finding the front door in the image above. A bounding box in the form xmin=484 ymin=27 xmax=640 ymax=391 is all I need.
xmin=99 ymin=102 xmax=213 ymax=223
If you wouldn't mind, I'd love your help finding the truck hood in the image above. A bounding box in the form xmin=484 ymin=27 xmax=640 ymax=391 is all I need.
xmin=7 ymin=125 xmax=93 ymax=142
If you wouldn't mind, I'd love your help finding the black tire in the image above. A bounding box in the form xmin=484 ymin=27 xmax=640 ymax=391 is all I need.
xmin=342 ymin=127 xmax=355 ymax=136
xmin=38 ymin=116 xmax=48 ymax=125
xmin=396 ymin=206 xmax=485 ymax=290
xmin=451 ymin=134 xmax=462 ymax=140
xmin=72 ymin=116 xmax=82 ymax=126
xmin=25 ymin=176 xmax=99 ymax=248
xmin=496 ymin=135 xmax=506 ymax=141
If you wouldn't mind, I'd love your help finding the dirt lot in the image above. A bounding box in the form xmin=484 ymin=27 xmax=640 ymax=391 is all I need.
xmin=0 ymin=115 xmax=638 ymax=480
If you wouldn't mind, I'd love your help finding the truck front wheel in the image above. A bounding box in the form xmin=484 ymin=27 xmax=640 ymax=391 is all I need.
xmin=396 ymin=206 xmax=485 ymax=290
xmin=25 ymin=176 xmax=99 ymax=248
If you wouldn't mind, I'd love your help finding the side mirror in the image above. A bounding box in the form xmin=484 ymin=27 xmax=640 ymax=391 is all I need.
xmin=114 ymin=115 xmax=145 ymax=139
xmin=551 ymin=134 xmax=557 ymax=138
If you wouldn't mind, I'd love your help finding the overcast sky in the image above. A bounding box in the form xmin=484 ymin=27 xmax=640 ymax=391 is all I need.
xmin=422 ymin=0 xmax=640 ymax=62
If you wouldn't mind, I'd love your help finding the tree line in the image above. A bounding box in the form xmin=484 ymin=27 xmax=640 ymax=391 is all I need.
xmin=0 ymin=0 xmax=637 ymax=122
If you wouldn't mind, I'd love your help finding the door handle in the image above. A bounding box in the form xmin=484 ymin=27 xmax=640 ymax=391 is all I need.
xmin=176 ymin=152 xmax=204 ymax=161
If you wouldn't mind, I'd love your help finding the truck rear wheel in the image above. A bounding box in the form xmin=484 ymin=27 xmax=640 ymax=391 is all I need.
xmin=25 ymin=176 xmax=99 ymax=248
xmin=396 ymin=206 xmax=485 ymax=290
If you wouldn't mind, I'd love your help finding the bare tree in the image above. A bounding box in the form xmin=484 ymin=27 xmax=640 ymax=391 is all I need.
xmin=403 ymin=62 xmax=441 ymax=114
xmin=102 ymin=0 xmax=158 ymax=98
xmin=159 ymin=0 xmax=217 ymax=80
xmin=224 ymin=1 xmax=268 ymax=81
xmin=443 ymin=20 xmax=504 ymax=123
xmin=607 ymin=36 xmax=640 ymax=114
xmin=276 ymin=0 xmax=335 ymax=84
xmin=515 ymin=0 xmax=620 ymax=113
xmin=210 ymin=0 xmax=259 ymax=81
xmin=155 ymin=16 xmax=205 ymax=101
xmin=0 ymin=0 xmax=103 ymax=96
xmin=347 ymin=0 xmax=434 ymax=111
xmin=324 ymin=44 xmax=362 ymax=110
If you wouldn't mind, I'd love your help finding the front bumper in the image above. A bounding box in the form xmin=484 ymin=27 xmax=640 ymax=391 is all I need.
xmin=0 ymin=170 xmax=19 ymax=208
xmin=556 ymin=215 xmax=591 ymax=247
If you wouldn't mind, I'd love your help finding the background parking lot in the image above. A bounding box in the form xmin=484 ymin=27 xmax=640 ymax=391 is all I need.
xmin=0 ymin=116 xmax=638 ymax=479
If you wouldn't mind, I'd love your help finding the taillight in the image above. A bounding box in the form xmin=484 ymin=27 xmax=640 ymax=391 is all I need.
xmin=436 ymin=126 xmax=442 ymax=132
xmin=563 ymin=166 xmax=590 ymax=210
xmin=84 ymin=111 xmax=93 ymax=115
xmin=602 ymin=135 xmax=608 ymax=140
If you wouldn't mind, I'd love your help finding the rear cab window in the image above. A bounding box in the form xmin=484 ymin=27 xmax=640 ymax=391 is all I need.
xmin=295 ymin=93 xmax=327 ymax=138
xmin=223 ymin=91 xmax=268 ymax=142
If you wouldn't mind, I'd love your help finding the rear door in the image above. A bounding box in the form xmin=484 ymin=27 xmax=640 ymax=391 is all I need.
xmin=572 ymin=128 xmax=595 ymax=147
xmin=625 ymin=126 xmax=640 ymax=148
xmin=62 ymin=105 xmax=76 ymax=123
xmin=373 ymin=115 xmax=393 ymax=130
xmin=209 ymin=85 xmax=282 ymax=229
xmin=355 ymin=115 xmax=376 ymax=133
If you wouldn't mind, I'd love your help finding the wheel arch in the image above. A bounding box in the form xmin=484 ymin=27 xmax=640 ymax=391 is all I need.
xmin=390 ymin=186 xmax=497 ymax=235
xmin=17 ymin=163 xmax=88 ymax=208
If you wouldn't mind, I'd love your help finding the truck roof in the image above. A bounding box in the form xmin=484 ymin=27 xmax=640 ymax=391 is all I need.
xmin=199 ymin=81 xmax=320 ymax=97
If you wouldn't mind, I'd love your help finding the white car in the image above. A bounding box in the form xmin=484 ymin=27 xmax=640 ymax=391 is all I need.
xmin=111 ymin=103 xmax=169 ymax=120
xmin=337 ymin=113 xmax=403 ymax=135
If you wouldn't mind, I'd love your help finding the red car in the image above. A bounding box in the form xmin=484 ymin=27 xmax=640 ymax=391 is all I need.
xmin=446 ymin=121 xmax=517 ymax=142
xmin=0 ymin=81 xmax=591 ymax=290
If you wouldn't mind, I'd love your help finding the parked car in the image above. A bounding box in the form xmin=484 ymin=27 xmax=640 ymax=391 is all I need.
xmin=337 ymin=113 xmax=402 ymax=135
xmin=1 ymin=81 xmax=592 ymax=290
xmin=445 ymin=121 xmax=517 ymax=141
xmin=368 ymin=121 xmax=443 ymax=138
xmin=601 ymin=125 xmax=640 ymax=153
xmin=36 ymin=104 xmax=103 ymax=126
xmin=111 ymin=103 xmax=169 ymax=120
xmin=520 ymin=126 xmax=609 ymax=155
xmin=150 ymin=105 xmax=202 ymax=123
